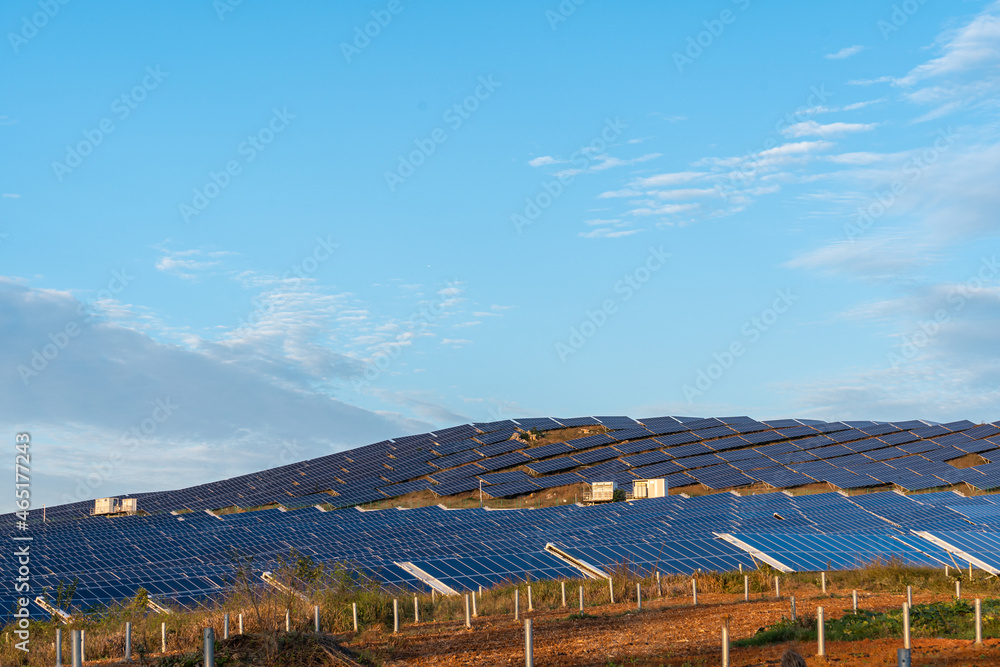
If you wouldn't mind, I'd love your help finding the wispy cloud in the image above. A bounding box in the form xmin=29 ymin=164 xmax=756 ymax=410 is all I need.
xmin=825 ymin=45 xmax=866 ymax=60
xmin=782 ymin=121 xmax=879 ymax=138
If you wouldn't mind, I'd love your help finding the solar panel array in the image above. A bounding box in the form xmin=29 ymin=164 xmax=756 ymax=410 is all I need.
xmin=8 ymin=415 xmax=1000 ymax=620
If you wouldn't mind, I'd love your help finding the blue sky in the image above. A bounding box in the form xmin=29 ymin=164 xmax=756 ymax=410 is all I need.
xmin=2 ymin=0 xmax=999 ymax=511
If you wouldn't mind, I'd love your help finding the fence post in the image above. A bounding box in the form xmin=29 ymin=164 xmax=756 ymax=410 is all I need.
xmin=976 ymin=598 xmax=983 ymax=646
xmin=722 ymin=618 xmax=730 ymax=667
xmin=609 ymin=578 xmax=615 ymax=604
xmin=55 ymin=628 xmax=62 ymax=667
xmin=125 ymin=621 xmax=132 ymax=662
xmin=853 ymin=590 xmax=858 ymax=614
xmin=71 ymin=630 xmax=81 ymax=667
xmin=821 ymin=571 xmax=827 ymax=594
xmin=744 ymin=575 xmax=749 ymax=602
xmin=579 ymin=585 xmax=584 ymax=612
xmin=775 ymin=576 xmax=780 ymax=599
xmin=903 ymin=602 xmax=911 ymax=649
xmin=524 ymin=618 xmax=534 ymax=667
xmin=692 ymin=578 xmax=698 ymax=606
xmin=907 ymin=585 xmax=912 ymax=609
xmin=204 ymin=627 xmax=215 ymax=667
xmin=515 ymin=589 xmax=520 ymax=620
xmin=528 ymin=585 xmax=533 ymax=612
xmin=561 ymin=581 xmax=566 ymax=607
xmin=414 ymin=596 xmax=419 ymax=624
xmin=161 ymin=622 xmax=166 ymax=653
xmin=352 ymin=602 xmax=358 ymax=632
xmin=817 ymin=607 xmax=825 ymax=657
xmin=465 ymin=594 xmax=472 ymax=629
xmin=223 ymin=613 xmax=229 ymax=640
xmin=637 ymin=582 xmax=642 ymax=610
xmin=314 ymin=605 xmax=320 ymax=633
xmin=790 ymin=596 xmax=796 ymax=621
xmin=393 ymin=598 xmax=399 ymax=633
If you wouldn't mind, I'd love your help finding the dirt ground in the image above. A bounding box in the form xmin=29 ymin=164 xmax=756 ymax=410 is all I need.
xmin=347 ymin=590 xmax=997 ymax=666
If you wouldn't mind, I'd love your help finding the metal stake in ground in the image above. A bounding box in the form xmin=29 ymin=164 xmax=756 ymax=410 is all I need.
xmin=956 ymin=579 xmax=962 ymax=600
xmin=472 ymin=590 xmax=478 ymax=617
xmin=465 ymin=594 xmax=472 ymax=629
xmin=81 ymin=630 xmax=86 ymax=663
xmin=775 ymin=576 xmax=780 ymax=599
xmin=817 ymin=607 xmax=825 ymax=657
xmin=561 ymin=581 xmax=566 ymax=607
xmin=976 ymin=598 xmax=983 ymax=646
xmin=224 ymin=613 xmax=230 ymax=640
xmin=907 ymin=585 xmax=912 ymax=608
xmin=71 ymin=630 xmax=81 ymax=667
xmin=609 ymin=578 xmax=615 ymax=604
xmin=692 ymin=578 xmax=698 ymax=606
xmin=239 ymin=613 xmax=243 ymax=635
xmin=524 ymin=618 xmax=534 ymax=667
xmin=898 ymin=647 xmax=912 ymax=667
xmin=579 ymin=585 xmax=584 ymax=612
xmin=55 ymin=628 xmax=62 ymax=667
xmin=314 ymin=605 xmax=320 ymax=633
xmin=528 ymin=585 xmax=533 ymax=612
xmin=125 ymin=622 xmax=132 ymax=662
xmin=393 ymin=598 xmax=399 ymax=633
xmin=352 ymin=602 xmax=358 ymax=632
xmin=161 ymin=622 xmax=166 ymax=653
xmin=414 ymin=596 xmax=420 ymax=623
xmin=515 ymin=589 xmax=520 ymax=620
xmin=722 ymin=618 xmax=730 ymax=667
xmin=903 ymin=602 xmax=911 ymax=650
xmin=790 ymin=596 xmax=796 ymax=622
xmin=821 ymin=571 xmax=827 ymax=594
xmin=744 ymin=575 xmax=749 ymax=602
xmin=637 ymin=583 xmax=642 ymax=610
xmin=657 ymin=571 xmax=662 ymax=598
xmin=853 ymin=590 xmax=858 ymax=614
xmin=204 ymin=627 xmax=215 ymax=667
xmin=285 ymin=609 xmax=290 ymax=632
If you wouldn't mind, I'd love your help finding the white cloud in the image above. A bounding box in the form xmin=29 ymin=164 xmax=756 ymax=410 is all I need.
xmin=155 ymin=247 xmax=235 ymax=280
xmin=579 ymin=227 xmax=643 ymax=239
xmin=826 ymin=45 xmax=866 ymax=60
xmin=2 ymin=193 xmax=20 ymax=199
xmin=634 ymin=171 xmax=708 ymax=187
xmin=528 ymin=156 xmax=560 ymax=167
xmin=782 ymin=121 xmax=879 ymax=138
xmin=896 ymin=7 xmax=1000 ymax=86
